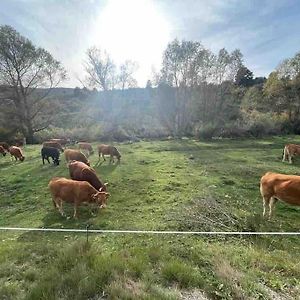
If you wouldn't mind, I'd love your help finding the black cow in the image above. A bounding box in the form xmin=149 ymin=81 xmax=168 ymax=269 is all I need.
xmin=41 ymin=147 xmax=60 ymax=165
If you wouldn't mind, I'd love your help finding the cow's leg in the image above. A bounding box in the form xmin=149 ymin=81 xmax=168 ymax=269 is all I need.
xmin=282 ymin=147 xmax=286 ymax=162
xmin=109 ymin=155 xmax=113 ymax=164
xmin=102 ymin=153 xmax=106 ymax=161
xmin=262 ymin=196 xmax=270 ymax=218
xmin=57 ymin=199 xmax=65 ymax=216
xmin=52 ymin=196 xmax=59 ymax=209
xmin=289 ymin=154 xmax=293 ymax=164
xmin=73 ymin=203 xmax=78 ymax=219
xmin=42 ymin=156 xmax=45 ymax=164
xmin=268 ymin=197 xmax=278 ymax=219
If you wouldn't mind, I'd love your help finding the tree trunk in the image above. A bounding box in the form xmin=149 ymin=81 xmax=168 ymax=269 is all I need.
xmin=25 ymin=120 xmax=35 ymax=144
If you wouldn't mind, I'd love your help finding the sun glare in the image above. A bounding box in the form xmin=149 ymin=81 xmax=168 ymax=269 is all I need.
xmin=91 ymin=0 xmax=170 ymax=85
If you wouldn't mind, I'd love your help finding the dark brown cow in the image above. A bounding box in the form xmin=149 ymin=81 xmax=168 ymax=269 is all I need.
xmin=43 ymin=141 xmax=64 ymax=152
xmin=68 ymin=160 xmax=108 ymax=191
xmin=48 ymin=177 xmax=109 ymax=218
xmin=0 ymin=142 xmax=9 ymax=151
xmin=64 ymin=149 xmax=90 ymax=166
xmin=97 ymin=144 xmax=121 ymax=163
xmin=9 ymin=146 xmax=25 ymax=161
xmin=0 ymin=145 xmax=7 ymax=156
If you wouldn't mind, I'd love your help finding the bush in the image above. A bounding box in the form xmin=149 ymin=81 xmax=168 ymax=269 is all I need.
xmin=195 ymin=123 xmax=218 ymax=140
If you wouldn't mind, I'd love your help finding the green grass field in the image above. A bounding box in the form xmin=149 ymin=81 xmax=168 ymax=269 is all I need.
xmin=0 ymin=137 xmax=299 ymax=299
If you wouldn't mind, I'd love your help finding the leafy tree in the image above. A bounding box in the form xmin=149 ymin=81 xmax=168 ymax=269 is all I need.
xmin=235 ymin=66 xmax=254 ymax=87
xmin=0 ymin=25 xmax=66 ymax=143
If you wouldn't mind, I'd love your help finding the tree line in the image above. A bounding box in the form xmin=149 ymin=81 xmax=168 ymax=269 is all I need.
xmin=1 ymin=25 xmax=300 ymax=143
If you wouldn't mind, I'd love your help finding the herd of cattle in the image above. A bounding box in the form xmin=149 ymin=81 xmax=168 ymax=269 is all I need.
xmin=0 ymin=140 xmax=300 ymax=220
xmin=0 ymin=139 xmax=120 ymax=218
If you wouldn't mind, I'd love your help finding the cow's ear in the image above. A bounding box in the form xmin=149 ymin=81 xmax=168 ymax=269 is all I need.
xmin=104 ymin=182 xmax=108 ymax=186
xmin=99 ymin=187 xmax=103 ymax=192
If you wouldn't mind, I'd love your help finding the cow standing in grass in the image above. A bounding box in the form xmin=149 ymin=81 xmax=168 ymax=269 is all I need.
xmin=64 ymin=149 xmax=90 ymax=166
xmin=48 ymin=177 xmax=109 ymax=218
xmin=43 ymin=141 xmax=64 ymax=153
xmin=97 ymin=144 xmax=121 ymax=163
xmin=9 ymin=146 xmax=25 ymax=161
xmin=0 ymin=145 xmax=7 ymax=156
xmin=0 ymin=142 xmax=9 ymax=151
xmin=260 ymin=172 xmax=300 ymax=219
xmin=50 ymin=138 xmax=69 ymax=147
xmin=282 ymin=144 xmax=300 ymax=164
xmin=41 ymin=147 xmax=60 ymax=165
xmin=78 ymin=142 xmax=94 ymax=156
xmin=68 ymin=160 xmax=108 ymax=191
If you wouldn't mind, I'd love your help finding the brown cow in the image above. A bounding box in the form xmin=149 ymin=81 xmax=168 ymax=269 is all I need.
xmin=9 ymin=146 xmax=25 ymax=161
xmin=0 ymin=142 xmax=9 ymax=151
xmin=78 ymin=142 xmax=94 ymax=156
xmin=260 ymin=172 xmax=300 ymax=219
xmin=282 ymin=144 xmax=300 ymax=164
xmin=64 ymin=149 xmax=90 ymax=166
xmin=0 ymin=145 xmax=7 ymax=156
xmin=68 ymin=160 xmax=108 ymax=191
xmin=43 ymin=141 xmax=64 ymax=153
xmin=48 ymin=177 xmax=109 ymax=218
xmin=50 ymin=138 xmax=69 ymax=146
xmin=98 ymin=144 xmax=121 ymax=163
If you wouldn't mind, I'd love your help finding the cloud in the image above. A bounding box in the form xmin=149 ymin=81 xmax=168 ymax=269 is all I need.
xmin=0 ymin=0 xmax=300 ymax=86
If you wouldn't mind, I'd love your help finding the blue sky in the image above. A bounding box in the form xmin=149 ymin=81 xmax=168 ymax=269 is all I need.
xmin=1 ymin=0 xmax=300 ymax=87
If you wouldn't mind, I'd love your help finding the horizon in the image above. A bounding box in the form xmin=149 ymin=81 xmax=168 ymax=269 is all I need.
xmin=1 ymin=0 xmax=300 ymax=88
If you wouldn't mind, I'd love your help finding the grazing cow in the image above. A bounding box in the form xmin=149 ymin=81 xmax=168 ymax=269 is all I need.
xmin=68 ymin=160 xmax=108 ymax=191
xmin=48 ymin=177 xmax=109 ymax=218
xmin=78 ymin=142 xmax=94 ymax=155
xmin=50 ymin=138 xmax=69 ymax=147
xmin=41 ymin=147 xmax=60 ymax=165
xmin=260 ymin=172 xmax=300 ymax=219
xmin=9 ymin=146 xmax=25 ymax=161
xmin=64 ymin=149 xmax=90 ymax=166
xmin=282 ymin=144 xmax=300 ymax=164
xmin=97 ymin=144 xmax=121 ymax=163
xmin=0 ymin=145 xmax=7 ymax=156
xmin=0 ymin=142 xmax=9 ymax=151
xmin=43 ymin=141 xmax=64 ymax=153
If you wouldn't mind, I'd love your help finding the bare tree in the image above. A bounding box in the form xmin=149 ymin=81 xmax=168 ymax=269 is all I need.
xmin=84 ymin=47 xmax=116 ymax=91
xmin=0 ymin=25 xmax=66 ymax=143
xmin=117 ymin=60 xmax=138 ymax=90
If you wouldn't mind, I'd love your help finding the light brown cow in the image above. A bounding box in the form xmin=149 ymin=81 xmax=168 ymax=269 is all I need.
xmin=282 ymin=144 xmax=300 ymax=164
xmin=9 ymin=146 xmax=25 ymax=161
xmin=64 ymin=149 xmax=90 ymax=166
xmin=78 ymin=142 xmax=94 ymax=156
xmin=98 ymin=144 xmax=121 ymax=163
xmin=43 ymin=141 xmax=64 ymax=153
xmin=48 ymin=177 xmax=109 ymax=218
xmin=68 ymin=160 xmax=108 ymax=191
xmin=0 ymin=145 xmax=7 ymax=156
xmin=50 ymin=138 xmax=69 ymax=147
xmin=260 ymin=172 xmax=300 ymax=219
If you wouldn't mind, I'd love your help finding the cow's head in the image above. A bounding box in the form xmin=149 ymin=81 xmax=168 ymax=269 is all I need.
xmin=54 ymin=158 xmax=60 ymax=166
xmin=2 ymin=152 xmax=6 ymax=157
xmin=20 ymin=156 xmax=25 ymax=162
xmin=92 ymin=191 xmax=110 ymax=208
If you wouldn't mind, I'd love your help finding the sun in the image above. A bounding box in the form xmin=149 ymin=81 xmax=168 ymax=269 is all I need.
xmin=90 ymin=0 xmax=170 ymax=85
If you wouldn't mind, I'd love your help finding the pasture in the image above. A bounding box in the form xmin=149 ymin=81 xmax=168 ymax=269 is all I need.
xmin=0 ymin=137 xmax=299 ymax=299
